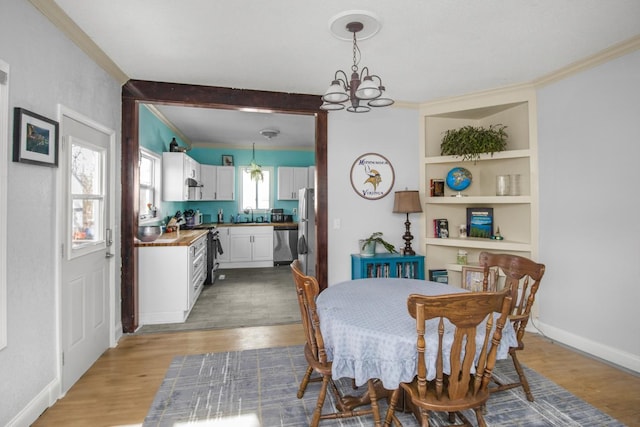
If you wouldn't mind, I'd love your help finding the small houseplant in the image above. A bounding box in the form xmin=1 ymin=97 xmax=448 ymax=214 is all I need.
xmin=440 ymin=124 xmax=508 ymax=162
xmin=359 ymin=232 xmax=397 ymax=257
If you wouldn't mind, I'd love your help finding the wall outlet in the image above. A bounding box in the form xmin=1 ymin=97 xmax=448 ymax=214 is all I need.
xmin=293 ymin=208 xmax=297 ymax=215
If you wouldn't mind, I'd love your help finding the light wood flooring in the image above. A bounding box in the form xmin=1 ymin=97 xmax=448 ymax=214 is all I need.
xmin=33 ymin=326 xmax=640 ymax=426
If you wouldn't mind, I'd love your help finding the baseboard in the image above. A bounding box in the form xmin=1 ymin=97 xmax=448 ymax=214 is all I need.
xmin=6 ymin=377 xmax=60 ymax=427
xmin=535 ymin=320 xmax=640 ymax=374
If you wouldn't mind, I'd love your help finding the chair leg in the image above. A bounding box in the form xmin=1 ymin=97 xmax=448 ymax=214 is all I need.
xmin=311 ymin=376 xmax=330 ymax=427
xmin=473 ymin=406 xmax=487 ymax=427
xmin=297 ymin=365 xmax=314 ymax=398
xmin=511 ymin=351 xmax=534 ymax=402
xmin=383 ymin=388 xmax=402 ymax=427
xmin=367 ymin=380 xmax=382 ymax=427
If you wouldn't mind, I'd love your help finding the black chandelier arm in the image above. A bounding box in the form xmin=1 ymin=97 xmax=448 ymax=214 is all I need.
xmin=332 ymin=70 xmax=350 ymax=89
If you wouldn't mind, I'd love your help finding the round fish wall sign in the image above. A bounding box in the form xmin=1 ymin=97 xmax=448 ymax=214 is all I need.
xmin=350 ymin=153 xmax=395 ymax=200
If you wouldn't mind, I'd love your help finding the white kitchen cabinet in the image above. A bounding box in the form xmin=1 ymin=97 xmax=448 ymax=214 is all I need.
xmin=200 ymin=164 xmax=235 ymax=200
xmin=139 ymin=234 xmax=207 ymax=324
xmin=218 ymin=225 xmax=274 ymax=268
xmin=277 ymin=166 xmax=308 ymax=200
xmin=162 ymin=152 xmax=202 ymax=201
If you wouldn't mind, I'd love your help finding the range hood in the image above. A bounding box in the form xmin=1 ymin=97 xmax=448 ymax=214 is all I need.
xmin=185 ymin=177 xmax=202 ymax=187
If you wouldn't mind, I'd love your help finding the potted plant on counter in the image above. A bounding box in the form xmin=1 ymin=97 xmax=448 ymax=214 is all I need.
xmin=359 ymin=232 xmax=397 ymax=257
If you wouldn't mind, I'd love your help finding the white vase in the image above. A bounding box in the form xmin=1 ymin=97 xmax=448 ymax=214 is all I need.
xmin=359 ymin=240 xmax=376 ymax=257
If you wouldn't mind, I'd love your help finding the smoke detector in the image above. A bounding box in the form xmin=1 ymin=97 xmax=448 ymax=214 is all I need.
xmin=259 ymin=129 xmax=280 ymax=140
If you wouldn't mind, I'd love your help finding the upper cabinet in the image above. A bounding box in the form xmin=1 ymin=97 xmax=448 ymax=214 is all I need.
xmin=200 ymin=165 xmax=235 ymax=201
xmin=277 ymin=166 xmax=309 ymax=200
xmin=162 ymin=152 xmax=202 ymax=201
xmin=418 ymin=87 xmax=539 ymax=286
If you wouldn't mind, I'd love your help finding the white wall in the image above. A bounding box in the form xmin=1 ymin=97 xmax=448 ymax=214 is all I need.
xmin=327 ymin=106 xmax=420 ymax=284
xmin=536 ymin=50 xmax=640 ymax=371
xmin=0 ymin=0 xmax=121 ymax=425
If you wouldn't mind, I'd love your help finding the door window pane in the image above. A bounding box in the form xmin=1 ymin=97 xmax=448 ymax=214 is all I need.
xmin=70 ymin=142 xmax=105 ymax=250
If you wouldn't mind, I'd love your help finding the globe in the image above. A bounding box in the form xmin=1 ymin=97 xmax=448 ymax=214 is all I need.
xmin=446 ymin=167 xmax=472 ymax=192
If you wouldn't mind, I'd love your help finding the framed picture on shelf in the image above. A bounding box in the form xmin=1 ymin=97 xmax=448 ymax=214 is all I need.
xmin=12 ymin=107 xmax=59 ymax=167
xmin=222 ymin=155 xmax=234 ymax=166
xmin=462 ymin=266 xmax=497 ymax=292
xmin=466 ymin=207 xmax=493 ymax=238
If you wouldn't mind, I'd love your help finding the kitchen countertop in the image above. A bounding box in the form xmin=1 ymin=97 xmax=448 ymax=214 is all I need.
xmin=135 ymin=229 xmax=208 ymax=247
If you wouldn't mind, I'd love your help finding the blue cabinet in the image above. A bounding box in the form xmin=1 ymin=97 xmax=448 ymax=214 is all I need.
xmin=351 ymin=253 xmax=425 ymax=280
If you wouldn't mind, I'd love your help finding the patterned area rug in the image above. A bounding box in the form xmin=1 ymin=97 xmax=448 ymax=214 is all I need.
xmin=144 ymin=345 xmax=623 ymax=427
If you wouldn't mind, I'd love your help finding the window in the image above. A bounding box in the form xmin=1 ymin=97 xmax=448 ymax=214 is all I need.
xmin=239 ymin=166 xmax=273 ymax=212
xmin=139 ymin=148 xmax=161 ymax=223
xmin=69 ymin=139 xmax=106 ymax=253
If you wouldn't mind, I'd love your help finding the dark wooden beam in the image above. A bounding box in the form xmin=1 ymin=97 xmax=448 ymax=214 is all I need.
xmin=121 ymin=80 xmax=328 ymax=333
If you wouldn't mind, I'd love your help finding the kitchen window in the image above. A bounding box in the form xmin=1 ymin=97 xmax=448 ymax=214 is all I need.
xmin=239 ymin=166 xmax=273 ymax=211
xmin=139 ymin=148 xmax=160 ymax=223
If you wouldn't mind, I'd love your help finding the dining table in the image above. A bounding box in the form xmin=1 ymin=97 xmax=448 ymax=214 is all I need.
xmin=316 ymin=277 xmax=517 ymax=391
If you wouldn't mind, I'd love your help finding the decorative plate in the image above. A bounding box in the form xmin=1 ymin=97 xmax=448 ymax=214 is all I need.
xmin=350 ymin=153 xmax=395 ymax=200
xmin=446 ymin=167 xmax=472 ymax=192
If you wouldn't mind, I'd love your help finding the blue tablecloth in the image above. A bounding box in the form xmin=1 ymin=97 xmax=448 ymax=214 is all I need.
xmin=316 ymin=278 xmax=517 ymax=389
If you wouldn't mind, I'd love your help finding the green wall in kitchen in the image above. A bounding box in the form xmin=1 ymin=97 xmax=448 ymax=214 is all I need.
xmin=139 ymin=104 xmax=315 ymax=223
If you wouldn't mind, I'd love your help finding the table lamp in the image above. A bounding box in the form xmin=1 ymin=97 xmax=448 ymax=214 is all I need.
xmin=392 ymin=190 xmax=423 ymax=255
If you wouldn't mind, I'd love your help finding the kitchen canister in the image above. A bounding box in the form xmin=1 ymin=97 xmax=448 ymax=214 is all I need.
xmin=496 ymin=175 xmax=510 ymax=196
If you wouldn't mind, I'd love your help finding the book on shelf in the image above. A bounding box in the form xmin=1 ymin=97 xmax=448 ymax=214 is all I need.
xmin=430 ymin=179 xmax=445 ymax=197
xmin=428 ymin=269 xmax=448 ymax=283
xmin=467 ymin=207 xmax=494 ymax=239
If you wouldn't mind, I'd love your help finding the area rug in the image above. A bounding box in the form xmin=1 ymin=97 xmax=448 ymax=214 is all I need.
xmin=143 ymin=345 xmax=624 ymax=427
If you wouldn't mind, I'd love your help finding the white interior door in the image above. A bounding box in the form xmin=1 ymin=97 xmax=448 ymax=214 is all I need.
xmin=60 ymin=113 xmax=113 ymax=393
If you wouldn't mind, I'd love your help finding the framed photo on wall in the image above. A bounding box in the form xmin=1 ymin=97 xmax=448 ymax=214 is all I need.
xmin=462 ymin=265 xmax=497 ymax=292
xmin=222 ymin=155 xmax=234 ymax=166
xmin=13 ymin=107 xmax=59 ymax=167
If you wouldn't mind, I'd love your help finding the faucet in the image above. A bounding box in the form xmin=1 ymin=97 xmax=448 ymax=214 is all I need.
xmin=243 ymin=207 xmax=254 ymax=222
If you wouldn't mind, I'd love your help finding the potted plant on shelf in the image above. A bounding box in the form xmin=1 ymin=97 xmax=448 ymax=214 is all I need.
xmin=359 ymin=232 xmax=397 ymax=257
xmin=440 ymin=124 xmax=508 ymax=162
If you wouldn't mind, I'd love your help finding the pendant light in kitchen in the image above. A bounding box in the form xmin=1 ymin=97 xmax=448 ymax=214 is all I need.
xmin=248 ymin=143 xmax=263 ymax=181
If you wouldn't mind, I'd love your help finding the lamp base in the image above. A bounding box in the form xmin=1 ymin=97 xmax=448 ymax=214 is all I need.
xmin=402 ymin=213 xmax=415 ymax=255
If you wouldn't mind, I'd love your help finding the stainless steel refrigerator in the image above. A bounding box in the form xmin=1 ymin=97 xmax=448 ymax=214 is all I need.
xmin=297 ymin=188 xmax=315 ymax=276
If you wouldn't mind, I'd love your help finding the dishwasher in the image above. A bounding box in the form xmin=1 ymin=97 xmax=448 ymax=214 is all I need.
xmin=273 ymin=225 xmax=298 ymax=266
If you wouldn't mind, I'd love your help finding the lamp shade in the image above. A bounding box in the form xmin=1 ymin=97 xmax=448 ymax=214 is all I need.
xmin=392 ymin=190 xmax=423 ymax=213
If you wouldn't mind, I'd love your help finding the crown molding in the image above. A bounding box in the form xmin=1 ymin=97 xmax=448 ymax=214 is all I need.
xmin=28 ymin=0 xmax=129 ymax=85
xmin=533 ymin=35 xmax=640 ymax=88
xmin=143 ymin=104 xmax=192 ymax=147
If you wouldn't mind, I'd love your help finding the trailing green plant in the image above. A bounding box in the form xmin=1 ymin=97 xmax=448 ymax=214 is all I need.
xmin=440 ymin=124 xmax=508 ymax=162
xmin=360 ymin=232 xmax=397 ymax=253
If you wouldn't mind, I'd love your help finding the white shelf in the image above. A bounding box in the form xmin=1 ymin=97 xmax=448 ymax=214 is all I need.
xmin=426 ymin=195 xmax=531 ymax=204
xmin=425 ymin=149 xmax=531 ymax=164
xmin=425 ymin=237 xmax=531 ymax=252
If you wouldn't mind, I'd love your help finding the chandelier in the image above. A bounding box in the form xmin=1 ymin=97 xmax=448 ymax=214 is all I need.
xmin=320 ymin=17 xmax=394 ymax=113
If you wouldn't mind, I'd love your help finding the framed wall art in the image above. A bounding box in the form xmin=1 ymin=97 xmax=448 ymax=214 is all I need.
xmin=350 ymin=152 xmax=395 ymax=200
xmin=13 ymin=107 xmax=59 ymax=167
xmin=222 ymin=154 xmax=234 ymax=166
xmin=462 ymin=265 xmax=498 ymax=292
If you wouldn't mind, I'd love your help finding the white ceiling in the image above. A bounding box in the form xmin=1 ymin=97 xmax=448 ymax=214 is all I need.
xmin=49 ymin=0 xmax=640 ymax=148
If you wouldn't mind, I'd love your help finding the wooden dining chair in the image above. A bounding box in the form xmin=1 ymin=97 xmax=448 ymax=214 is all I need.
xmin=384 ymin=288 xmax=512 ymax=427
xmin=290 ymin=260 xmax=383 ymax=427
xmin=478 ymin=251 xmax=546 ymax=402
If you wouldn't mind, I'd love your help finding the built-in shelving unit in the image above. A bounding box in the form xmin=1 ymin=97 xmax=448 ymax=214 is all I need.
xmin=418 ymin=87 xmax=539 ymax=287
